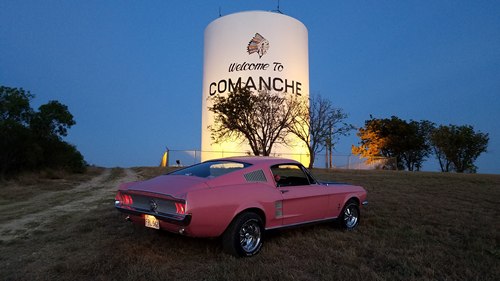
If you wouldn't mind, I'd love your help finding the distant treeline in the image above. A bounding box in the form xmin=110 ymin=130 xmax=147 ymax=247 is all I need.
xmin=352 ymin=116 xmax=489 ymax=173
xmin=1 ymin=86 xmax=86 ymax=178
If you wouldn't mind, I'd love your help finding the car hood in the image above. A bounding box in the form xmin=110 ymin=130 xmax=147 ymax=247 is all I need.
xmin=125 ymin=175 xmax=208 ymax=199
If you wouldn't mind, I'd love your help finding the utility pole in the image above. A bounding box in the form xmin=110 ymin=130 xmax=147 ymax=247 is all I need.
xmin=326 ymin=122 xmax=333 ymax=169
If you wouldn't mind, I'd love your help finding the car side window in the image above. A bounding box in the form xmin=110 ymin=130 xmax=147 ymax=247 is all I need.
xmin=271 ymin=164 xmax=312 ymax=187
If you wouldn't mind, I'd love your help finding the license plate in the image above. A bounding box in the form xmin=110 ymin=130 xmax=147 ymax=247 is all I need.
xmin=145 ymin=214 xmax=159 ymax=229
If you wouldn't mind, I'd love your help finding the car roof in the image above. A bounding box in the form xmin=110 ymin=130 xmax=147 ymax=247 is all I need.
xmin=210 ymin=156 xmax=300 ymax=166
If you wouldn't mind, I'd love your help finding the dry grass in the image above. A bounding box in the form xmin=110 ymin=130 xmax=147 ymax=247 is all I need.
xmin=0 ymin=167 xmax=103 ymax=202
xmin=132 ymin=166 xmax=180 ymax=180
xmin=0 ymin=168 xmax=499 ymax=281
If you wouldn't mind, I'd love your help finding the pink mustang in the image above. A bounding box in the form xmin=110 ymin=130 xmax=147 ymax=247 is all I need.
xmin=115 ymin=156 xmax=367 ymax=257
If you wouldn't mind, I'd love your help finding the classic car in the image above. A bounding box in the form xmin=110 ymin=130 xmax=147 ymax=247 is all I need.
xmin=115 ymin=156 xmax=368 ymax=257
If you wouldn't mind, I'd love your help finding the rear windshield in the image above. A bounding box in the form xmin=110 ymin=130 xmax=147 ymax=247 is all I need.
xmin=169 ymin=160 xmax=251 ymax=178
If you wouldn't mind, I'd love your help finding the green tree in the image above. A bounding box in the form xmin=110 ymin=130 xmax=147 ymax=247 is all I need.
xmin=0 ymin=85 xmax=85 ymax=177
xmin=430 ymin=125 xmax=454 ymax=172
xmin=39 ymin=138 xmax=86 ymax=173
xmin=398 ymin=120 xmax=434 ymax=171
xmin=0 ymin=86 xmax=38 ymax=175
xmin=30 ymin=101 xmax=84 ymax=172
xmin=0 ymin=121 xmax=41 ymax=175
xmin=30 ymin=100 xmax=76 ymax=139
xmin=351 ymin=118 xmax=388 ymax=167
xmin=352 ymin=116 xmax=433 ymax=171
xmin=0 ymin=86 xmax=33 ymax=124
xmin=430 ymin=125 xmax=488 ymax=173
xmin=208 ymin=88 xmax=301 ymax=156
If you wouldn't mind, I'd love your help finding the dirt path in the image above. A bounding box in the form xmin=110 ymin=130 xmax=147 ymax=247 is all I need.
xmin=0 ymin=168 xmax=138 ymax=242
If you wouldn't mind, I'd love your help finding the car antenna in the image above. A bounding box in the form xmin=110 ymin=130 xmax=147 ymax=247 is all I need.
xmin=219 ymin=6 xmax=222 ymax=17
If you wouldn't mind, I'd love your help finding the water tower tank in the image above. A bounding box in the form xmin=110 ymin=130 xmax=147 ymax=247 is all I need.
xmin=201 ymin=11 xmax=310 ymax=164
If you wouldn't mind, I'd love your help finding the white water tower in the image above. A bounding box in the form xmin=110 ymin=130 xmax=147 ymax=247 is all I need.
xmin=201 ymin=11 xmax=310 ymax=164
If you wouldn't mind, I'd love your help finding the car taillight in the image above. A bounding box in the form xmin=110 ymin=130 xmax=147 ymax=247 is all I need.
xmin=123 ymin=194 xmax=133 ymax=205
xmin=114 ymin=193 xmax=122 ymax=205
xmin=175 ymin=202 xmax=185 ymax=215
xmin=115 ymin=192 xmax=133 ymax=206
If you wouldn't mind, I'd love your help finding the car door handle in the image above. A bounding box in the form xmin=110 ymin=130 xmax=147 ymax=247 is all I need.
xmin=280 ymin=190 xmax=289 ymax=194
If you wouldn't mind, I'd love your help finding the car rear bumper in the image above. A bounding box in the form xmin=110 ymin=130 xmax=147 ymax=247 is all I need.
xmin=115 ymin=205 xmax=191 ymax=226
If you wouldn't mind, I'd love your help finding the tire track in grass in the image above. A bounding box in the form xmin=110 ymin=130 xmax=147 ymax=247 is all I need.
xmin=0 ymin=168 xmax=138 ymax=242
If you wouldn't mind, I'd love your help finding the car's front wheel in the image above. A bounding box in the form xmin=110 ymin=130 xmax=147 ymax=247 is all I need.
xmin=222 ymin=212 xmax=263 ymax=257
xmin=340 ymin=200 xmax=360 ymax=230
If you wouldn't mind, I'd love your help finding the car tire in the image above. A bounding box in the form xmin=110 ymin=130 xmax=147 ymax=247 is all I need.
xmin=222 ymin=212 xmax=263 ymax=257
xmin=340 ymin=200 xmax=360 ymax=230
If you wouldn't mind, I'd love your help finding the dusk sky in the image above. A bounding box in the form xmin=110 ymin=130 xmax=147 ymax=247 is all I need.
xmin=1 ymin=1 xmax=499 ymax=173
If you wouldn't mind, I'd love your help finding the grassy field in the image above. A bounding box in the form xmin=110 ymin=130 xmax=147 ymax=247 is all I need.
xmin=0 ymin=167 xmax=499 ymax=281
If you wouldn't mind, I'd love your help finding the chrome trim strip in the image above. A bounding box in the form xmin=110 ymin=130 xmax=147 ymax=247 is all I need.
xmin=115 ymin=205 xmax=191 ymax=226
xmin=124 ymin=189 xmax=185 ymax=203
xmin=265 ymin=216 xmax=338 ymax=230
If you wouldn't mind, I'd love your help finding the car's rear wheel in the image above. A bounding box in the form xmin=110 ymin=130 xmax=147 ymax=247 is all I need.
xmin=340 ymin=200 xmax=360 ymax=230
xmin=222 ymin=212 xmax=263 ymax=257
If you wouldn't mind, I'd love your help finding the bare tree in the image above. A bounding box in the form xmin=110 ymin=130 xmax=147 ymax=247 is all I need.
xmin=324 ymin=108 xmax=355 ymax=168
xmin=289 ymin=94 xmax=354 ymax=168
xmin=208 ymin=88 xmax=301 ymax=156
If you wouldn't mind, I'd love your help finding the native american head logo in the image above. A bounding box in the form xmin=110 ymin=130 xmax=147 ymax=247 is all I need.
xmin=247 ymin=33 xmax=269 ymax=58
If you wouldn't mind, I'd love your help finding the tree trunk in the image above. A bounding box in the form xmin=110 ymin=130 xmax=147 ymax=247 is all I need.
xmin=308 ymin=147 xmax=315 ymax=169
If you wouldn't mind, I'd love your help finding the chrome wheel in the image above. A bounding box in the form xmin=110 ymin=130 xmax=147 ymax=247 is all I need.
xmin=223 ymin=212 xmax=264 ymax=257
xmin=341 ymin=202 xmax=360 ymax=230
xmin=239 ymin=219 xmax=261 ymax=253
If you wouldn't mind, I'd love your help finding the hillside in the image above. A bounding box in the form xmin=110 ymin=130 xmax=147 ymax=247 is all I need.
xmin=0 ymin=168 xmax=499 ymax=281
